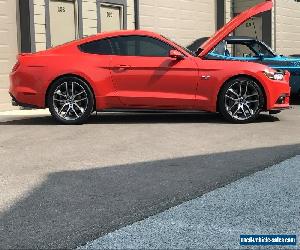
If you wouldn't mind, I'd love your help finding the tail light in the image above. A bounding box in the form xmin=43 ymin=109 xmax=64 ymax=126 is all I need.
xmin=12 ymin=61 xmax=20 ymax=72
xmin=12 ymin=53 xmax=30 ymax=72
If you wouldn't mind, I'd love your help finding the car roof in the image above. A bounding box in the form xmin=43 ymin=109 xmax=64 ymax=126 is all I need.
xmin=77 ymin=30 xmax=161 ymax=44
xmin=39 ymin=30 xmax=166 ymax=54
xmin=41 ymin=29 xmax=194 ymax=56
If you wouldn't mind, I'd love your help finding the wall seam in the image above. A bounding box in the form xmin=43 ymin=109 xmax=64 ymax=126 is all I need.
xmin=29 ymin=0 xmax=36 ymax=52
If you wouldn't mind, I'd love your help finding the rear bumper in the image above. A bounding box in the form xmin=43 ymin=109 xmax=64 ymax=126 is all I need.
xmin=9 ymin=69 xmax=45 ymax=108
xmin=10 ymin=93 xmax=39 ymax=109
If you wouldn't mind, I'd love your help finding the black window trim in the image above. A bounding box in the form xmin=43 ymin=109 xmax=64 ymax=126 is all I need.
xmin=78 ymin=35 xmax=191 ymax=58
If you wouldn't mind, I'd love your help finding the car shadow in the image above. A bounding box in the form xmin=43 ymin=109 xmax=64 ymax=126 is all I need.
xmin=1 ymin=144 xmax=300 ymax=249
xmin=0 ymin=112 xmax=280 ymax=126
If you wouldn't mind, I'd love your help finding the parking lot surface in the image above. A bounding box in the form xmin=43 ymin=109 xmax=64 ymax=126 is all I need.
xmin=80 ymin=156 xmax=300 ymax=249
xmin=1 ymin=106 xmax=300 ymax=248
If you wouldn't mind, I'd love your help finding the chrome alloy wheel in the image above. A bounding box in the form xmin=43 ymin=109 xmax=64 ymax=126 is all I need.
xmin=225 ymin=80 xmax=260 ymax=121
xmin=53 ymin=81 xmax=89 ymax=121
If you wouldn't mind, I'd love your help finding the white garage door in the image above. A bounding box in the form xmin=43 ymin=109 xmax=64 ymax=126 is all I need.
xmin=139 ymin=0 xmax=216 ymax=47
xmin=49 ymin=0 xmax=77 ymax=47
xmin=100 ymin=4 xmax=123 ymax=32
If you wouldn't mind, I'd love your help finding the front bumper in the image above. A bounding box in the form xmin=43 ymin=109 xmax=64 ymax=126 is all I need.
xmin=266 ymin=77 xmax=290 ymax=110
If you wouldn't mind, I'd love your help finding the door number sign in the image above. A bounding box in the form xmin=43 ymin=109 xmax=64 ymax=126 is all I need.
xmin=58 ymin=6 xmax=66 ymax=13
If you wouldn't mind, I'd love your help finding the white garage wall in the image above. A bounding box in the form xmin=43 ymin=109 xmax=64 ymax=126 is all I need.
xmin=12 ymin=1 xmax=300 ymax=62
xmin=275 ymin=0 xmax=300 ymax=55
xmin=33 ymin=0 xmax=136 ymax=51
xmin=127 ymin=0 xmax=135 ymax=29
xmin=82 ymin=0 xmax=135 ymax=37
xmin=225 ymin=0 xmax=232 ymax=23
xmin=33 ymin=0 xmax=47 ymax=52
xmin=0 ymin=0 xmax=18 ymax=89
xmin=82 ymin=0 xmax=98 ymax=37
xmin=139 ymin=0 xmax=216 ymax=47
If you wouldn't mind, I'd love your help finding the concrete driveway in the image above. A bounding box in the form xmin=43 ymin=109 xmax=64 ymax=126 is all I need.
xmin=0 ymin=106 xmax=300 ymax=248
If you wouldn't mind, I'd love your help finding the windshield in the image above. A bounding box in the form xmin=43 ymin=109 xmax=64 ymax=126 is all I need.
xmin=210 ymin=39 xmax=277 ymax=58
xmin=251 ymin=41 xmax=276 ymax=57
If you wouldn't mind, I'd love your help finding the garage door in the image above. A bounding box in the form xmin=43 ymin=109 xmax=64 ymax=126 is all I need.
xmin=49 ymin=0 xmax=77 ymax=47
xmin=233 ymin=16 xmax=262 ymax=56
xmin=233 ymin=0 xmax=263 ymax=14
xmin=0 ymin=0 xmax=18 ymax=90
xmin=235 ymin=17 xmax=262 ymax=40
xmin=100 ymin=4 xmax=123 ymax=32
xmin=233 ymin=0 xmax=263 ymax=41
xmin=139 ymin=0 xmax=216 ymax=47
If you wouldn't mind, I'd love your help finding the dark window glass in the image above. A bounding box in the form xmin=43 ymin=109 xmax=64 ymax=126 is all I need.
xmin=79 ymin=39 xmax=113 ymax=55
xmin=251 ymin=42 xmax=275 ymax=57
xmin=110 ymin=36 xmax=174 ymax=57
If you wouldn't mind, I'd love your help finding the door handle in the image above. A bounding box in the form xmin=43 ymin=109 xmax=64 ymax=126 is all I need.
xmin=201 ymin=75 xmax=211 ymax=80
xmin=115 ymin=64 xmax=131 ymax=70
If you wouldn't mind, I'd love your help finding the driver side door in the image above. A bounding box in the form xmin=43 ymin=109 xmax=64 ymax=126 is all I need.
xmin=109 ymin=35 xmax=199 ymax=109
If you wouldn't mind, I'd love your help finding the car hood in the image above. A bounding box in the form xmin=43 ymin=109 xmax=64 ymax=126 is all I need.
xmin=262 ymin=56 xmax=300 ymax=71
xmin=198 ymin=0 xmax=273 ymax=57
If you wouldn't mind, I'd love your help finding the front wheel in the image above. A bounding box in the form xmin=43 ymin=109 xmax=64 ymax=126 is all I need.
xmin=218 ymin=77 xmax=264 ymax=123
xmin=48 ymin=76 xmax=94 ymax=125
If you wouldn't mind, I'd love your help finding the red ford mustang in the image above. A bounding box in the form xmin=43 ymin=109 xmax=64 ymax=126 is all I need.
xmin=10 ymin=0 xmax=290 ymax=124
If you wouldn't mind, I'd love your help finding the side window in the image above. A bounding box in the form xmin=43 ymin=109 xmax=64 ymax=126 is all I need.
xmin=79 ymin=39 xmax=113 ymax=55
xmin=110 ymin=36 xmax=174 ymax=57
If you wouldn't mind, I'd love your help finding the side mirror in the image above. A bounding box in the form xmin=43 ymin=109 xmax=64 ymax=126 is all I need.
xmin=169 ymin=50 xmax=184 ymax=60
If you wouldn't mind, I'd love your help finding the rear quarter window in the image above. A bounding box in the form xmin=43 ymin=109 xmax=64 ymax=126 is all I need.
xmin=79 ymin=39 xmax=113 ymax=55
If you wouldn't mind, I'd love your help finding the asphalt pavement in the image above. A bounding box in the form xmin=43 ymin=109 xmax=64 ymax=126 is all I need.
xmin=79 ymin=156 xmax=300 ymax=249
xmin=0 ymin=106 xmax=300 ymax=248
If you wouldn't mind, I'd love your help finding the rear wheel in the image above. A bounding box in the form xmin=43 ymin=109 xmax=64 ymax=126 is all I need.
xmin=48 ymin=76 xmax=94 ymax=125
xmin=218 ymin=77 xmax=264 ymax=123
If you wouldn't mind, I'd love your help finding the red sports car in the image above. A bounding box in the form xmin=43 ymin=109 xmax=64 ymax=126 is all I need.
xmin=9 ymin=0 xmax=290 ymax=124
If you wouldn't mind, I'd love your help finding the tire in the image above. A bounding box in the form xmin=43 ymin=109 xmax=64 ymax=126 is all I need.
xmin=48 ymin=76 xmax=94 ymax=125
xmin=218 ymin=77 xmax=264 ymax=124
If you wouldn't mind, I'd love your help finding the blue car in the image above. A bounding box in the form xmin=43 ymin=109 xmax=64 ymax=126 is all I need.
xmin=205 ymin=36 xmax=300 ymax=96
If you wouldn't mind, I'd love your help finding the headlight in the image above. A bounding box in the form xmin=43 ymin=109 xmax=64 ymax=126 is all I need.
xmin=264 ymin=69 xmax=284 ymax=81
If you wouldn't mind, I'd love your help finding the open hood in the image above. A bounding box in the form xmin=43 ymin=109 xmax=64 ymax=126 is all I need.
xmin=199 ymin=0 xmax=273 ymax=57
